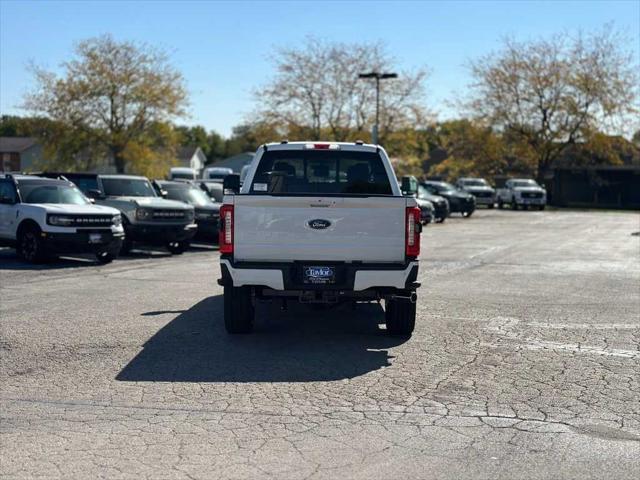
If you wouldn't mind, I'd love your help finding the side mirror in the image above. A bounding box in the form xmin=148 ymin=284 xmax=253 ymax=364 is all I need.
xmin=401 ymin=176 xmax=418 ymax=196
xmin=160 ymin=189 xmax=168 ymax=199
xmin=86 ymin=189 xmax=105 ymax=200
xmin=223 ymin=174 xmax=240 ymax=194
xmin=88 ymin=198 xmax=95 ymax=204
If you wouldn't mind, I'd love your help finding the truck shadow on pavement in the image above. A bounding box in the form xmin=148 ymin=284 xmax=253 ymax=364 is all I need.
xmin=117 ymin=295 xmax=408 ymax=383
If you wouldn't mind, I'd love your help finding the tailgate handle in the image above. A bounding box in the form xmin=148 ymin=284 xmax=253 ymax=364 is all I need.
xmin=309 ymin=199 xmax=338 ymax=208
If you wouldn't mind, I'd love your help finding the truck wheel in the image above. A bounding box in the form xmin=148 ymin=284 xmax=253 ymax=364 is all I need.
xmin=224 ymin=286 xmax=255 ymax=334
xmin=167 ymin=240 xmax=188 ymax=254
xmin=497 ymin=199 xmax=504 ymax=209
xmin=511 ymin=198 xmax=519 ymax=210
xmin=385 ymin=297 xmax=416 ymax=336
xmin=17 ymin=225 xmax=48 ymax=264
xmin=538 ymin=205 xmax=545 ymax=211
xmin=488 ymin=203 xmax=495 ymax=209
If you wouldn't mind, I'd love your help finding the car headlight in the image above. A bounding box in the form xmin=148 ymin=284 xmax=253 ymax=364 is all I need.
xmin=48 ymin=215 xmax=75 ymax=226
xmin=136 ymin=208 xmax=153 ymax=221
xmin=112 ymin=214 xmax=122 ymax=227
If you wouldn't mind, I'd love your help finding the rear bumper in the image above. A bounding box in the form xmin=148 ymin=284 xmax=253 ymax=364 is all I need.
xmin=127 ymin=223 xmax=197 ymax=244
xmin=219 ymin=257 xmax=419 ymax=292
xmin=42 ymin=230 xmax=124 ymax=254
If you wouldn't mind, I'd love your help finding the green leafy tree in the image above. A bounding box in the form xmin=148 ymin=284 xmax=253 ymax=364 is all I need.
xmin=24 ymin=34 xmax=188 ymax=174
xmin=466 ymin=25 xmax=638 ymax=181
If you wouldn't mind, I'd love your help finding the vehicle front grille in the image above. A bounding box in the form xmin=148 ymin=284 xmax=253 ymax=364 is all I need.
xmin=474 ymin=191 xmax=493 ymax=198
xmin=522 ymin=192 xmax=543 ymax=199
xmin=152 ymin=209 xmax=186 ymax=220
xmin=67 ymin=215 xmax=113 ymax=227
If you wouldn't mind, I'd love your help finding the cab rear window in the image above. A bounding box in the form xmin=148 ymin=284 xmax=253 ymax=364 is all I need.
xmin=250 ymin=150 xmax=392 ymax=195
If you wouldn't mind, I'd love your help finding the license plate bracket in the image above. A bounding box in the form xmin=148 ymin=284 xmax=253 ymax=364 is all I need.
xmin=88 ymin=233 xmax=104 ymax=244
xmin=303 ymin=265 xmax=336 ymax=285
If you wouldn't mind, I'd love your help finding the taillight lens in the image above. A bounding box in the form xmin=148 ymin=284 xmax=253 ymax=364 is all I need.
xmin=405 ymin=206 xmax=421 ymax=257
xmin=219 ymin=204 xmax=234 ymax=254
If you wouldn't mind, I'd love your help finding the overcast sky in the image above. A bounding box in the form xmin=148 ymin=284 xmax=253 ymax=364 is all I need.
xmin=1 ymin=0 xmax=638 ymax=137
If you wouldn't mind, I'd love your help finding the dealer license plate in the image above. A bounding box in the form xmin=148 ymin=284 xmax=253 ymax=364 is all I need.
xmin=303 ymin=266 xmax=335 ymax=285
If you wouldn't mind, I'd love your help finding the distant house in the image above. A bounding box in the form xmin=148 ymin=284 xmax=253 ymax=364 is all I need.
xmin=177 ymin=146 xmax=206 ymax=173
xmin=212 ymin=152 xmax=254 ymax=173
xmin=0 ymin=137 xmax=44 ymax=172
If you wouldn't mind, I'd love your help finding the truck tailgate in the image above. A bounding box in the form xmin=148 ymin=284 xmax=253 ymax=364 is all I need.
xmin=233 ymin=196 xmax=406 ymax=263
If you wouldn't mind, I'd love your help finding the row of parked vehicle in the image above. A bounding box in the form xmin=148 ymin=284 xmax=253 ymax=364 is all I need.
xmin=400 ymin=175 xmax=547 ymax=225
xmin=0 ymin=172 xmax=224 ymax=264
xmin=0 ymin=157 xmax=546 ymax=265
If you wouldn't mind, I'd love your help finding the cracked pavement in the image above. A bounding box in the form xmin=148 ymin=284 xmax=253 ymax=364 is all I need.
xmin=1 ymin=209 xmax=639 ymax=479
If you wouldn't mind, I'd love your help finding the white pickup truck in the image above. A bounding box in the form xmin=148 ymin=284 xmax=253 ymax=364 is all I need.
xmin=218 ymin=141 xmax=421 ymax=335
xmin=496 ymin=178 xmax=547 ymax=210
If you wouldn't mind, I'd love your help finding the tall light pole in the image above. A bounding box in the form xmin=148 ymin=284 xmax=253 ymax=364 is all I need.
xmin=358 ymin=71 xmax=398 ymax=145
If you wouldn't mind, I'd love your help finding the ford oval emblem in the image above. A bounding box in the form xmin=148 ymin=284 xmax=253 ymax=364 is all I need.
xmin=308 ymin=219 xmax=331 ymax=230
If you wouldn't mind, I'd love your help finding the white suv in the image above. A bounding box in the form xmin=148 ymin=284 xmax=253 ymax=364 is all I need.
xmin=218 ymin=141 xmax=421 ymax=335
xmin=0 ymin=175 xmax=124 ymax=263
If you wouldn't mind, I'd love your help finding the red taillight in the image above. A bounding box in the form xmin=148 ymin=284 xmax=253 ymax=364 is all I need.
xmin=405 ymin=206 xmax=421 ymax=257
xmin=219 ymin=204 xmax=234 ymax=254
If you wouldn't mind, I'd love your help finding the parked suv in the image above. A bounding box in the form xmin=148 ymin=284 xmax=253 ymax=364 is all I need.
xmin=455 ymin=177 xmax=496 ymax=208
xmin=422 ymin=181 xmax=475 ymax=217
xmin=154 ymin=180 xmax=220 ymax=239
xmin=218 ymin=141 xmax=421 ymax=336
xmin=496 ymin=178 xmax=546 ymax=210
xmin=46 ymin=173 xmax=197 ymax=254
xmin=0 ymin=174 xmax=124 ymax=263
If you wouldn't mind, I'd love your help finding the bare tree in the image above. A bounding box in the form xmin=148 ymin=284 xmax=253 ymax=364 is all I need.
xmin=255 ymin=38 xmax=429 ymax=142
xmin=24 ymin=34 xmax=188 ymax=174
xmin=466 ymin=25 xmax=638 ymax=180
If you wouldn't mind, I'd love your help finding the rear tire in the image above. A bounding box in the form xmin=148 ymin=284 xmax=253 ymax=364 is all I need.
xmin=385 ymin=297 xmax=416 ymax=336
xmin=224 ymin=285 xmax=255 ymax=334
xmin=17 ymin=225 xmax=48 ymax=264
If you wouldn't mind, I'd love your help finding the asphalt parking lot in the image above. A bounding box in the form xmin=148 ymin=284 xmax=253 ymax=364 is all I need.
xmin=1 ymin=209 xmax=639 ymax=479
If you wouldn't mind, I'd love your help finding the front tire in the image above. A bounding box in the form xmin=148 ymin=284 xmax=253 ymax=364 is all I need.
xmin=95 ymin=251 xmax=116 ymax=264
xmin=17 ymin=225 xmax=48 ymax=264
xmin=224 ymin=286 xmax=255 ymax=333
xmin=511 ymin=197 xmax=519 ymax=210
xmin=498 ymin=199 xmax=504 ymax=209
xmin=167 ymin=240 xmax=189 ymax=254
xmin=385 ymin=296 xmax=416 ymax=336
